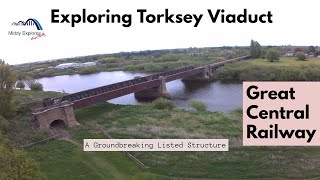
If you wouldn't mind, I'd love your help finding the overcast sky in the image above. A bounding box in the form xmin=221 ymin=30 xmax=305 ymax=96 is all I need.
xmin=0 ymin=0 xmax=319 ymax=65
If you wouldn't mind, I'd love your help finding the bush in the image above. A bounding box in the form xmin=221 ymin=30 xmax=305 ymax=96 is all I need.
xmin=189 ymin=100 xmax=207 ymax=111
xmin=266 ymin=50 xmax=280 ymax=62
xmin=151 ymin=98 xmax=175 ymax=110
xmin=215 ymin=60 xmax=320 ymax=81
xmin=260 ymin=49 xmax=267 ymax=59
xmin=144 ymin=64 xmax=165 ymax=72
xmin=16 ymin=81 xmax=25 ymax=89
xmin=0 ymin=138 xmax=44 ymax=179
xmin=29 ymin=81 xmax=43 ymax=91
xmin=0 ymin=116 xmax=9 ymax=133
xmin=79 ymin=67 xmax=99 ymax=75
xmin=157 ymin=54 xmax=182 ymax=62
xmin=296 ymin=52 xmax=306 ymax=60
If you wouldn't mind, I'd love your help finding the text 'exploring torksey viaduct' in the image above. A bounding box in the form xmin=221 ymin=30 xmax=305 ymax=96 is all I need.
xmin=243 ymin=82 xmax=320 ymax=146
xmin=51 ymin=8 xmax=273 ymax=27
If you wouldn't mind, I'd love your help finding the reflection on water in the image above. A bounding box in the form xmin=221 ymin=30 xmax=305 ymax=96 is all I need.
xmin=34 ymin=71 xmax=243 ymax=112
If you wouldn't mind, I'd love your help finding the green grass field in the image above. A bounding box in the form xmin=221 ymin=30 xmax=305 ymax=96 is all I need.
xmin=15 ymin=90 xmax=64 ymax=104
xmin=241 ymin=56 xmax=320 ymax=67
xmin=8 ymin=90 xmax=164 ymax=179
xmin=216 ymin=56 xmax=320 ymax=81
xmin=26 ymin=140 xmax=165 ymax=180
xmin=12 ymin=57 xmax=320 ymax=179
xmin=5 ymin=90 xmax=65 ymax=146
xmin=18 ymin=102 xmax=320 ymax=179
xmin=73 ymin=103 xmax=320 ymax=179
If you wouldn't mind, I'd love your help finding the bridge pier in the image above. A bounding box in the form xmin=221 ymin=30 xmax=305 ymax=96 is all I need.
xmin=33 ymin=101 xmax=79 ymax=130
xmin=182 ymin=65 xmax=214 ymax=82
xmin=134 ymin=76 xmax=171 ymax=99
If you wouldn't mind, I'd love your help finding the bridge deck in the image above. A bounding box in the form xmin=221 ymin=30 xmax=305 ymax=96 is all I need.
xmin=49 ymin=55 xmax=250 ymax=110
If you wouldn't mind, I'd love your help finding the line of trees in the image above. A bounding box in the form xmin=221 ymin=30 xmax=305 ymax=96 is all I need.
xmin=308 ymin=46 xmax=320 ymax=57
xmin=0 ymin=59 xmax=44 ymax=179
xmin=250 ymin=40 xmax=280 ymax=62
xmin=249 ymin=40 xmax=320 ymax=62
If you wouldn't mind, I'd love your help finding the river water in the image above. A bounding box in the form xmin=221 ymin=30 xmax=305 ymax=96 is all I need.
xmin=34 ymin=71 xmax=243 ymax=112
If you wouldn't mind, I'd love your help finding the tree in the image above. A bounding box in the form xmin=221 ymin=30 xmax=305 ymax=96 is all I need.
xmin=0 ymin=121 xmax=44 ymax=179
xmin=0 ymin=145 xmax=44 ymax=180
xmin=266 ymin=50 xmax=280 ymax=62
xmin=250 ymin=40 xmax=262 ymax=58
xmin=28 ymin=81 xmax=43 ymax=91
xmin=293 ymin=48 xmax=303 ymax=55
xmin=296 ymin=52 xmax=307 ymax=60
xmin=16 ymin=81 xmax=25 ymax=90
xmin=0 ymin=59 xmax=16 ymax=118
xmin=260 ymin=49 xmax=267 ymax=59
xmin=308 ymin=46 xmax=316 ymax=54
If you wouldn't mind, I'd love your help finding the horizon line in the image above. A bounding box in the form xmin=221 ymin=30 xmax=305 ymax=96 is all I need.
xmin=10 ymin=44 xmax=318 ymax=66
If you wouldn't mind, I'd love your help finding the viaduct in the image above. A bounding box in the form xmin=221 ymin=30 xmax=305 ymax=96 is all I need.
xmin=31 ymin=56 xmax=250 ymax=130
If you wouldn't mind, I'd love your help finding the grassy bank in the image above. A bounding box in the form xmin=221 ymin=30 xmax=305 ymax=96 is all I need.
xmin=216 ymin=56 xmax=320 ymax=81
xmin=72 ymin=103 xmax=320 ymax=179
xmin=9 ymin=90 xmax=164 ymax=179
xmin=15 ymin=100 xmax=320 ymax=179
xmin=26 ymin=140 xmax=164 ymax=180
xmin=5 ymin=90 xmax=64 ymax=146
xmin=10 ymin=90 xmax=320 ymax=179
xmin=15 ymin=90 xmax=64 ymax=104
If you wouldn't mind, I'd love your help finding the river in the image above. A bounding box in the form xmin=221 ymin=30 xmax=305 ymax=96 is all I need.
xmin=33 ymin=71 xmax=243 ymax=112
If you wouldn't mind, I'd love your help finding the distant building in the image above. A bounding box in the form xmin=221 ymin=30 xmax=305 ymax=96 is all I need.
xmin=285 ymin=52 xmax=294 ymax=56
xmin=55 ymin=62 xmax=97 ymax=69
xmin=188 ymin=53 xmax=202 ymax=57
xmin=82 ymin=62 xmax=97 ymax=66
xmin=35 ymin=68 xmax=45 ymax=71
xmin=55 ymin=63 xmax=80 ymax=69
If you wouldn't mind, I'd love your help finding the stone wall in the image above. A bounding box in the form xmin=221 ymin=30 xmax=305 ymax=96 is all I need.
xmin=33 ymin=101 xmax=78 ymax=130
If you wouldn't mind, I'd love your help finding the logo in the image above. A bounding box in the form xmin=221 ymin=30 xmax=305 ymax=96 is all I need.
xmin=11 ymin=18 xmax=43 ymax=30
xmin=8 ymin=18 xmax=46 ymax=40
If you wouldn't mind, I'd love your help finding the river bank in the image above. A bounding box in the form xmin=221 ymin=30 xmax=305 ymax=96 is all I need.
xmin=6 ymin=90 xmax=320 ymax=179
xmin=216 ymin=56 xmax=320 ymax=81
xmin=24 ymin=101 xmax=320 ymax=179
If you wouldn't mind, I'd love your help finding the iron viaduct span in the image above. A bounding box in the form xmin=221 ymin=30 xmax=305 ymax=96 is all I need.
xmin=32 ymin=55 xmax=250 ymax=130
